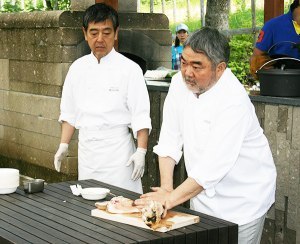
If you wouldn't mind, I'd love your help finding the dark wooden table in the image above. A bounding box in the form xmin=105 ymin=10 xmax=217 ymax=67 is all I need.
xmin=0 ymin=179 xmax=238 ymax=244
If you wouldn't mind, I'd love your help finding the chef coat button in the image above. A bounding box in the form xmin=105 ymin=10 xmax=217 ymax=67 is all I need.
xmin=205 ymin=187 xmax=216 ymax=198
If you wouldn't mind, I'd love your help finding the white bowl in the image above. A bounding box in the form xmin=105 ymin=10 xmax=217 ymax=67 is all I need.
xmin=0 ymin=187 xmax=18 ymax=194
xmin=0 ymin=168 xmax=19 ymax=190
xmin=80 ymin=187 xmax=110 ymax=200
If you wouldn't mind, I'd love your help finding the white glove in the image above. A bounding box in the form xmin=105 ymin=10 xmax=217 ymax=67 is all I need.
xmin=54 ymin=143 xmax=69 ymax=172
xmin=126 ymin=148 xmax=147 ymax=181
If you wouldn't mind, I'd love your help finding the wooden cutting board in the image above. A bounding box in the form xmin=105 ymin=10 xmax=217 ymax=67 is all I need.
xmin=91 ymin=208 xmax=200 ymax=232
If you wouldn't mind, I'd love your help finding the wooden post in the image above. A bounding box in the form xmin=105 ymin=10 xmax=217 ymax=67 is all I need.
xmin=95 ymin=0 xmax=118 ymax=50
xmin=95 ymin=0 xmax=118 ymax=10
xmin=264 ymin=0 xmax=284 ymax=23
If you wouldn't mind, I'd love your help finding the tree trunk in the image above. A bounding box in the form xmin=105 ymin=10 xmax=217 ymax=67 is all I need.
xmin=20 ymin=0 xmax=25 ymax=9
xmin=150 ymin=0 xmax=154 ymax=13
xmin=200 ymin=0 xmax=205 ymax=27
xmin=52 ymin=0 xmax=58 ymax=10
xmin=137 ymin=0 xmax=140 ymax=12
xmin=240 ymin=0 xmax=246 ymax=11
xmin=161 ymin=0 xmax=165 ymax=14
xmin=45 ymin=0 xmax=53 ymax=10
xmin=251 ymin=0 xmax=257 ymax=45
xmin=33 ymin=0 xmax=37 ymax=8
xmin=205 ymin=0 xmax=230 ymax=31
xmin=172 ymin=0 xmax=177 ymax=23
xmin=186 ymin=0 xmax=191 ymax=20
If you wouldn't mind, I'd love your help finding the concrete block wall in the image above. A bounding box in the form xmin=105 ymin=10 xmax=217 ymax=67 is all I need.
xmin=0 ymin=11 xmax=87 ymax=179
xmin=253 ymin=102 xmax=300 ymax=244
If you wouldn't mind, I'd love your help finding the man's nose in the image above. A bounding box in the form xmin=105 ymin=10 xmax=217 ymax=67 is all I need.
xmin=96 ymin=33 xmax=103 ymax=42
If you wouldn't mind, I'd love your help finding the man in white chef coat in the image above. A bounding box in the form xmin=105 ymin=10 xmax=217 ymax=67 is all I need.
xmin=135 ymin=27 xmax=276 ymax=243
xmin=53 ymin=3 xmax=151 ymax=193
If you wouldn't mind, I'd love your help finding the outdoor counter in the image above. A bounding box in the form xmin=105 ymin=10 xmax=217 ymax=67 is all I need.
xmin=146 ymin=79 xmax=300 ymax=107
xmin=0 ymin=179 xmax=238 ymax=244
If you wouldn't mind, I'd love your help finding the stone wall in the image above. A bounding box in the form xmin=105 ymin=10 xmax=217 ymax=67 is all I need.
xmin=0 ymin=11 xmax=86 ymax=180
xmin=253 ymin=102 xmax=300 ymax=244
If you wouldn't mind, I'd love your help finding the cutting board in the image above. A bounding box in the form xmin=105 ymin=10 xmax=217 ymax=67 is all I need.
xmin=91 ymin=208 xmax=200 ymax=232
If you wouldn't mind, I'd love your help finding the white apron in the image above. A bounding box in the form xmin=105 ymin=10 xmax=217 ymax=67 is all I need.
xmin=78 ymin=126 xmax=143 ymax=193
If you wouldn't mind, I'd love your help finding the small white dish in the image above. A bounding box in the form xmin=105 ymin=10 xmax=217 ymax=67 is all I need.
xmin=80 ymin=187 xmax=110 ymax=200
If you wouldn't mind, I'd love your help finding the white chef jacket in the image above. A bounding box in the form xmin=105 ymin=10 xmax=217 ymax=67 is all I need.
xmin=154 ymin=68 xmax=276 ymax=225
xmin=59 ymin=48 xmax=152 ymax=193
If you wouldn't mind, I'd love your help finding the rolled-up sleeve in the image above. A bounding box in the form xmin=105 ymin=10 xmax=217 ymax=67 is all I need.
xmin=127 ymin=67 xmax=152 ymax=138
xmin=58 ymin=65 xmax=76 ymax=126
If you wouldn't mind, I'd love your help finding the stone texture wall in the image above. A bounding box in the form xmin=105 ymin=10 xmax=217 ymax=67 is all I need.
xmin=253 ymin=102 xmax=300 ymax=244
xmin=0 ymin=11 xmax=86 ymax=180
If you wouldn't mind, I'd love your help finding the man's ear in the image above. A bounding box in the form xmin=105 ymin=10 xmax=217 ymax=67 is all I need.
xmin=82 ymin=27 xmax=87 ymax=41
xmin=114 ymin=27 xmax=119 ymax=41
xmin=216 ymin=62 xmax=226 ymax=79
xmin=218 ymin=62 xmax=226 ymax=72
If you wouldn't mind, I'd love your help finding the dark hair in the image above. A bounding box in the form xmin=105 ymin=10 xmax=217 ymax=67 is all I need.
xmin=290 ymin=0 xmax=300 ymax=12
xmin=183 ymin=27 xmax=230 ymax=66
xmin=82 ymin=3 xmax=119 ymax=31
xmin=174 ymin=36 xmax=180 ymax=47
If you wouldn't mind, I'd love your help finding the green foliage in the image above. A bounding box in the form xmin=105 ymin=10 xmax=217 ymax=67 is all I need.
xmin=232 ymin=0 xmax=246 ymax=12
xmin=228 ymin=35 xmax=254 ymax=85
xmin=1 ymin=1 xmax=22 ymax=12
xmin=53 ymin=0 xmax=70 ymax=10
xmin=0 ymin=0 xmax=70 ymax=12
xmin=229 ymin=9 xmax=264 ymax=29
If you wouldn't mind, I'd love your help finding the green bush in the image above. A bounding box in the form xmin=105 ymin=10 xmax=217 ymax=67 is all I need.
xmin=228 ymin=35 xmax=254 ymax=85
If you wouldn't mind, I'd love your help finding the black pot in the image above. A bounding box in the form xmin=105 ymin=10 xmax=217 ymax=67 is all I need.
xmin=257 ymin=69 xmax=300 ymax=97
xmin=256 ymin=57 xmax=300 ymax=97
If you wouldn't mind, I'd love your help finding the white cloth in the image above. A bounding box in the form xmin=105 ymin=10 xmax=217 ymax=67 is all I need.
xmin=154 ymin=68 xmax=276 ymax=225
xmin=59 ymin=49 xmax=151 ymax=193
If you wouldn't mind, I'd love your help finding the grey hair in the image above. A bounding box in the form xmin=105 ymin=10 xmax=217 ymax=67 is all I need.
xmin=183 ymin=27 xmax=230 ymax=67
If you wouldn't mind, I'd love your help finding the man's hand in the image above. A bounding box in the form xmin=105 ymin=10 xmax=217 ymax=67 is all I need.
xmin=134 ymin=187 xmax=172 ymax=218
xmin=126 ymin=148 xmax=147 ymax=181
xmin=141 ymin=187 xmax=171 ymax=206
xmin=54 ymin=143 xmax=69 ymax=172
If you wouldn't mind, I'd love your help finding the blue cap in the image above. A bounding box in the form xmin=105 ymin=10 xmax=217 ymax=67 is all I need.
xmin=176 ymin=23 xmax=189 ymax=33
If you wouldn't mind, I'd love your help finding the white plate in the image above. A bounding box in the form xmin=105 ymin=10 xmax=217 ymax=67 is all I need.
xmin=81 ymin=187 xmax=110 ymax=200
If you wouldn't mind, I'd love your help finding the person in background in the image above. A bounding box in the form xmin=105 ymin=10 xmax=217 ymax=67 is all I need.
xmin=250 ymin=0 xmax=300 ymax=78
xmin=53 ymin=3 xmax=151 ymax=194
xmin=172 ymin=23 xmax=189 ymax=70
xmin=135 ymin=27 xmax=276 ymax=244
